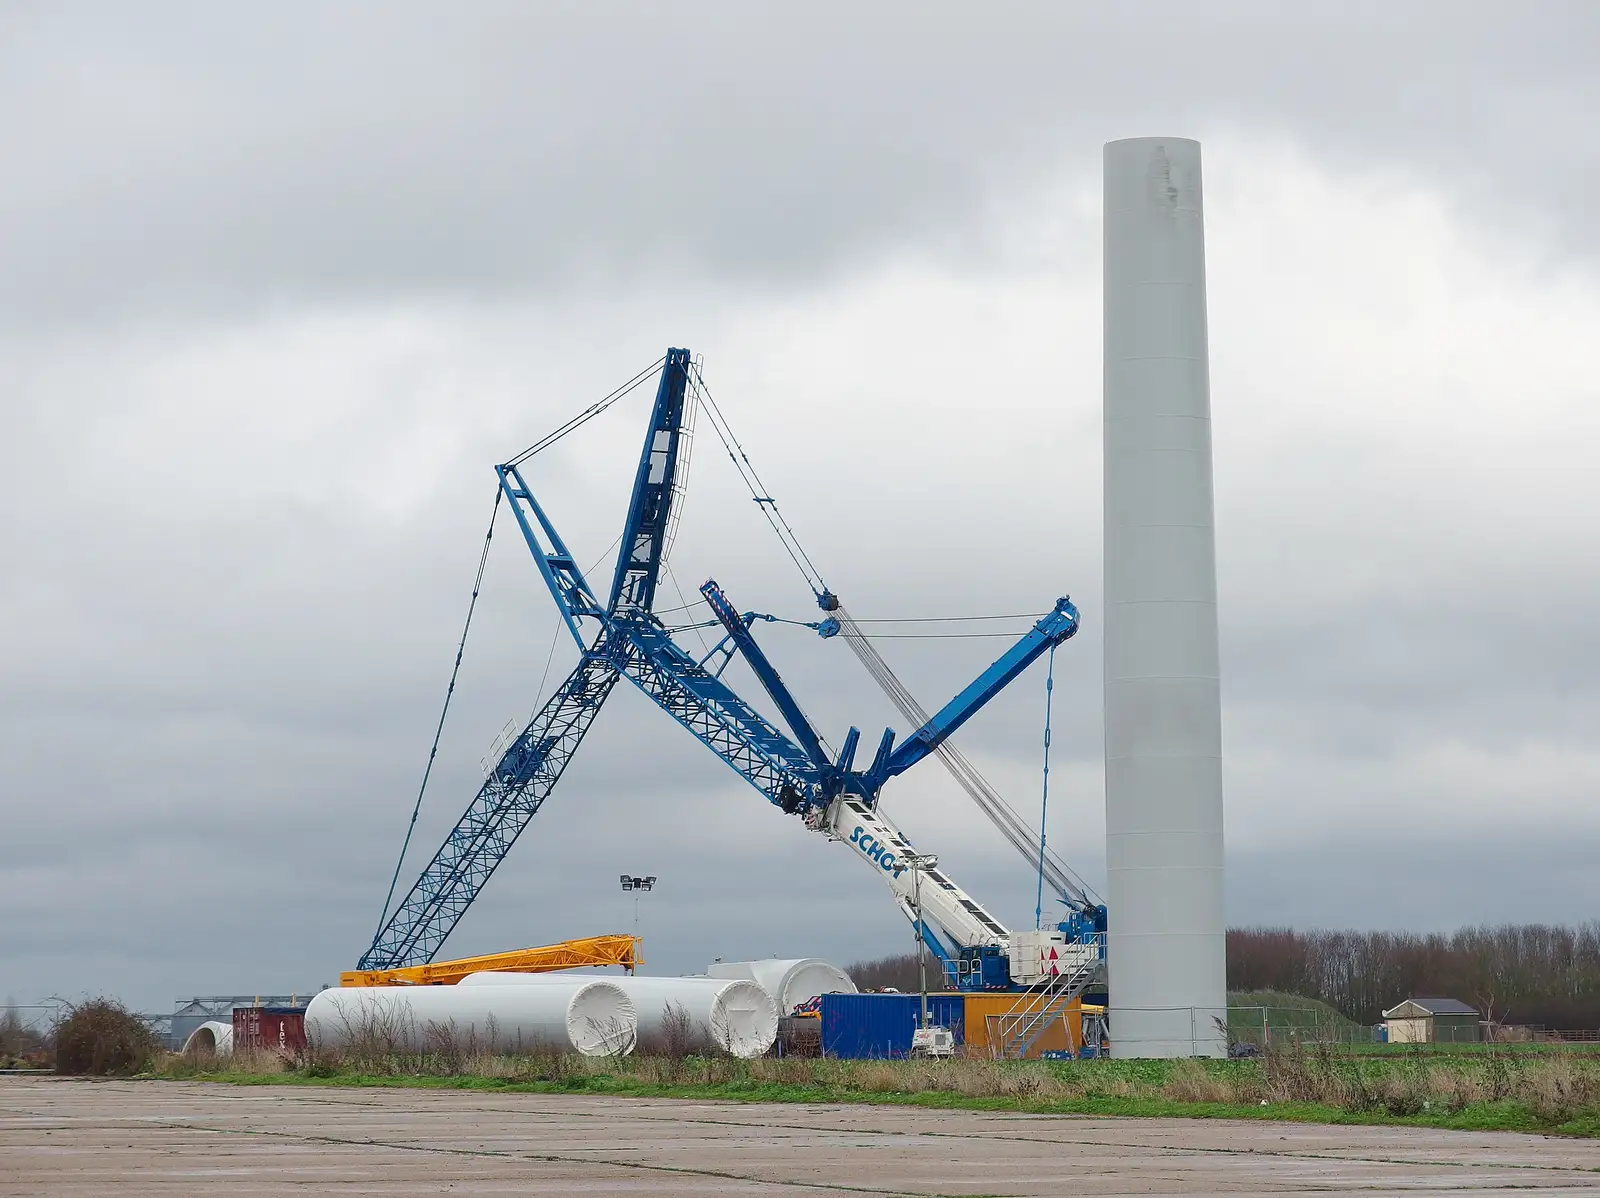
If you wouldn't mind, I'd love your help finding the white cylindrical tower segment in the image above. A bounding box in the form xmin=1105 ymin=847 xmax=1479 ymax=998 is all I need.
xmin=705 ymin=958 xmax=856 ymax=1015
xmin=304 ymin=980 xmax=637 ymax=1057
xmin=1103 ymin=137 xmax=1227 ymax=1057
xmin=460 ymin=973 xmax=780 ymax=1058
xmin=180 ymin=1020 xmax=234 ymax=1056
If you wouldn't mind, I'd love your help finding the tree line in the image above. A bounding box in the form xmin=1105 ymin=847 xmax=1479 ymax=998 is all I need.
xmin=1229 ymin=924 xmax=1600 ymax=1029
xmin=846 ymin=951 xmax=936 ymax=993
xmin=850 ymin=923 xmax=1600 ymax=1029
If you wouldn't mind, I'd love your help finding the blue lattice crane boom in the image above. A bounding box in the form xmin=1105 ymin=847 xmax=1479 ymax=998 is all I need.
xmin=362 ymin=347 xmax=1101 ymax=990
xmin=697 ymin=577 xmax=1097 ymax=983
xmin=357 ymin=656 xmax=618 ymax=970
xmin=696 ymin=579 xmax=1081 ymax=798
xmin=609 ymin=356 xmax=692 ymax=613
xmin=360 ymin=350 xmax=695 ymax=970
xmin=874 ymin=599 xmax=1080 ymax=781
xmin=697 ymin=581 xmax=833 ymax=771
xmin=363 ymin=350 xmax=839 ymax=969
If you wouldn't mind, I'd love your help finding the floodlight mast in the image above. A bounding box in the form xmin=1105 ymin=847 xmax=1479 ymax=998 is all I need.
xmin=903 ymin=851 xmax=938 ymax=1027
xmin=621 ymin=874 xmax=657 ymax=939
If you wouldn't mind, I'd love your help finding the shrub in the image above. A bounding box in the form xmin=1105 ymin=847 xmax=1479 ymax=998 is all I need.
xmin=55 ymin=999 xmax=159 ymax=1076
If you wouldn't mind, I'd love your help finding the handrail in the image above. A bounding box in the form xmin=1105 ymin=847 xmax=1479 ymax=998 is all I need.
xmin=989 ymin=934 xmax=1105 ymax=1058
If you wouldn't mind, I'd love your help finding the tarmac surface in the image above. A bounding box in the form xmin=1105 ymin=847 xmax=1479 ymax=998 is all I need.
xmin=3 ymin=1076 xmax=1599 ymax=1196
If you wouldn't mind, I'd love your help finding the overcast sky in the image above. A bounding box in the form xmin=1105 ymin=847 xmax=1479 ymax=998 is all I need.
xmin=3 ymin=2 xmax=1598 ymax=1012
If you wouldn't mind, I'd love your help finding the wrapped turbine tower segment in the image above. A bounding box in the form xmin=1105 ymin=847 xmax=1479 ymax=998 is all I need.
xmin=462 ymin=972 xmax=779 ymax=1058
xmin=304 ymin=979 xmax=637 ymax=1057
xmin=180 ymin=1020 xmax=233 ymax=1056
xmin=707 ymin=958 xmax=855 ymax=1015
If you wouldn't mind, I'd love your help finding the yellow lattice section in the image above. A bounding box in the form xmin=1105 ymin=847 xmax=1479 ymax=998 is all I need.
xmin=340 ymin=934 xmax=640 ymax=987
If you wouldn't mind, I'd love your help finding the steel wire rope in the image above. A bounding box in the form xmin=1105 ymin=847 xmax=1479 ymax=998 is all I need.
xmin=832 ymin=605 xmax=1100 ymax=908
xmin=663 ymin=618 xmax=721 ymax=634
xmin=664 ymin=563 xmax=712 ymax=657
xmin=842 ymin=612 xmax=1047 ymax=624
xmin=675 ymin=361 xmax=1098 ymax=909
xmin=501 ymin=352 xmax=665 ymax=729
xmin=517 ymin=528 xmax=627 ymax=732
xmin=383 ymin=479 xmax=630 ymax=938
xmin=652 ymin=598 xmax=710 ymax=618
xmin=1035 ymin=643 xmax=1057 ymax=930
xmin=687 ymin=364 xmax=828 ymax=597
xmin=372 ymin=356 xmax=704 ymax=943
xmin=677 ymin=366 xmax=837 ymax=754
xmin=376 ymin=485 xmax=504 ymax=933
xmin=823 ymin=613 xmax=1078 ymax=895
xmin=504 ymin=357 xmax=667 ymax=468
xmin=836 ymin=630 xmax=1034 ymax=639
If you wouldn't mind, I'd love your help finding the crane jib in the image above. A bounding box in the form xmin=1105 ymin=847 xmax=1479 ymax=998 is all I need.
xmin=362 ymin=347 xmax=1097 ymax=982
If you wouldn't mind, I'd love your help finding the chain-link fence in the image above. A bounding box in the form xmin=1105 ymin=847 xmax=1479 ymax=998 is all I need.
xmin=1227 ymin=1005 xmax=1378 ymax=1050
xmin=1 ymin=1005 xmax=63 ymax=1070
xmin=2 ymin=1004 xmax=182 ymax=1070
xmin=1093 ymin=1006 xmax=1232 ymax=1057
xmin=1080 ymin=1005 xmax=1381 ymax=1057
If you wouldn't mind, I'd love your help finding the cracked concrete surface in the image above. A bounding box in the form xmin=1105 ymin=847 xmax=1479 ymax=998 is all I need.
xmin=3 ymin=1077 xmax=1598 ymax=1195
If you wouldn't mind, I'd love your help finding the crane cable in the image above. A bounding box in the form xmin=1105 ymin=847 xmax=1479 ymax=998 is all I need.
xmin=831 ymin=604 xmax=1098 ymax=908
xmin=683 ymin=364 xmax=1098 ymax=908
xmin=377 ymin=353 xmax=666 ymax=934
xmin=376 ymin=485 xmax=503 ymax=933
xmin=687 ymin=363 xmax=828 ymax=598
xmin=1035 ymin=642 xmax=1057 ymax=930
xmin=504 ymin=356 xmax=667 ymax=468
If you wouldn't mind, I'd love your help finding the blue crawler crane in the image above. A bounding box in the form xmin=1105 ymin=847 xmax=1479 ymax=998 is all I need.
xmin=361 ymin=350 xmax=1106 ymax=1037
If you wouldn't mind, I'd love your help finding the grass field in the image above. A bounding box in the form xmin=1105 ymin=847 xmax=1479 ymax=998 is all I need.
xmin=156 ymin=1039 xmax=1600 ymax=1138
xmin=1227 ymin=990 xmax=1371 ymax=1042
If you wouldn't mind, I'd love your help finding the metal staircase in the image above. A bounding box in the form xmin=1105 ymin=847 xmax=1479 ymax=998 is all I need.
xmin=988 ymin=934 xmax=1106 ymax=1059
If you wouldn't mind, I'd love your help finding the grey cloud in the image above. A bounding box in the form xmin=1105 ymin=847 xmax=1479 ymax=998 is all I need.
xmin=2 ymin=2 xmax=1597 ymax=324
xmin=5 ymin=5 xmax=1599 ymax=1009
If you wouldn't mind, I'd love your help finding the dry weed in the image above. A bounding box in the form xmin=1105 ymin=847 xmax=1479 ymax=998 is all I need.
xmin=849 ymin=1062 xmax=904 ymax=1093
xmin=1523 ymin=1055 xmax=1600 ymax=1124
xmin=760 ymin=1056 xmax=816 ymax=1086
xmin=1162 ymin=1058 xmax=1236 ymax=1104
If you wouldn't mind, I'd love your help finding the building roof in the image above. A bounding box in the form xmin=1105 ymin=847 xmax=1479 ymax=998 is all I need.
xmin=1382 ymin=997 xmax=1479 ymax=1019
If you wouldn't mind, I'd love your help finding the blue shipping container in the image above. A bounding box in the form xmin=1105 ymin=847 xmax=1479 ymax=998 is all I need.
xmin=820 ymin=993 xmax=967 ymax=1059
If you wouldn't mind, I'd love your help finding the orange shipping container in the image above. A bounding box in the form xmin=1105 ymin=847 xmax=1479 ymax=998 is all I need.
xmin=962 ymin=994 xmax=1081 ymax=1059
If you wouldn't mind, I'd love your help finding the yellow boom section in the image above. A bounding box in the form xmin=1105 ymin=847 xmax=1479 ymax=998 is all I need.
xmin=340 ymin=934 xmax=640 ymax=987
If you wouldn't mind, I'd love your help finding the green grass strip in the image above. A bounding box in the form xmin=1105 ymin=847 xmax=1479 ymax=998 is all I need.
xmin=153 ymin=1068 xmax=1597 ymax=1137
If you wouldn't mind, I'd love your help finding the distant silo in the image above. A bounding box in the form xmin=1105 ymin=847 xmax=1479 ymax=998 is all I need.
xmin=1102 ymin=137 xmax=1227 ymax=1057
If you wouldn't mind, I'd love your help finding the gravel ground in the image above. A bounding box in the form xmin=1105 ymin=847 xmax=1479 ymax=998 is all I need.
xmin=3 ymin=1076 xmax=1599 ymax=1196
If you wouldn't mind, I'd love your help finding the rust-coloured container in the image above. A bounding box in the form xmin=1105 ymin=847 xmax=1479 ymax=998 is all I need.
xmin=962 ymin=995 xmax=1082 ymax=1059
xmin=233 ymin=1006 xmax=308 ymax=1055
